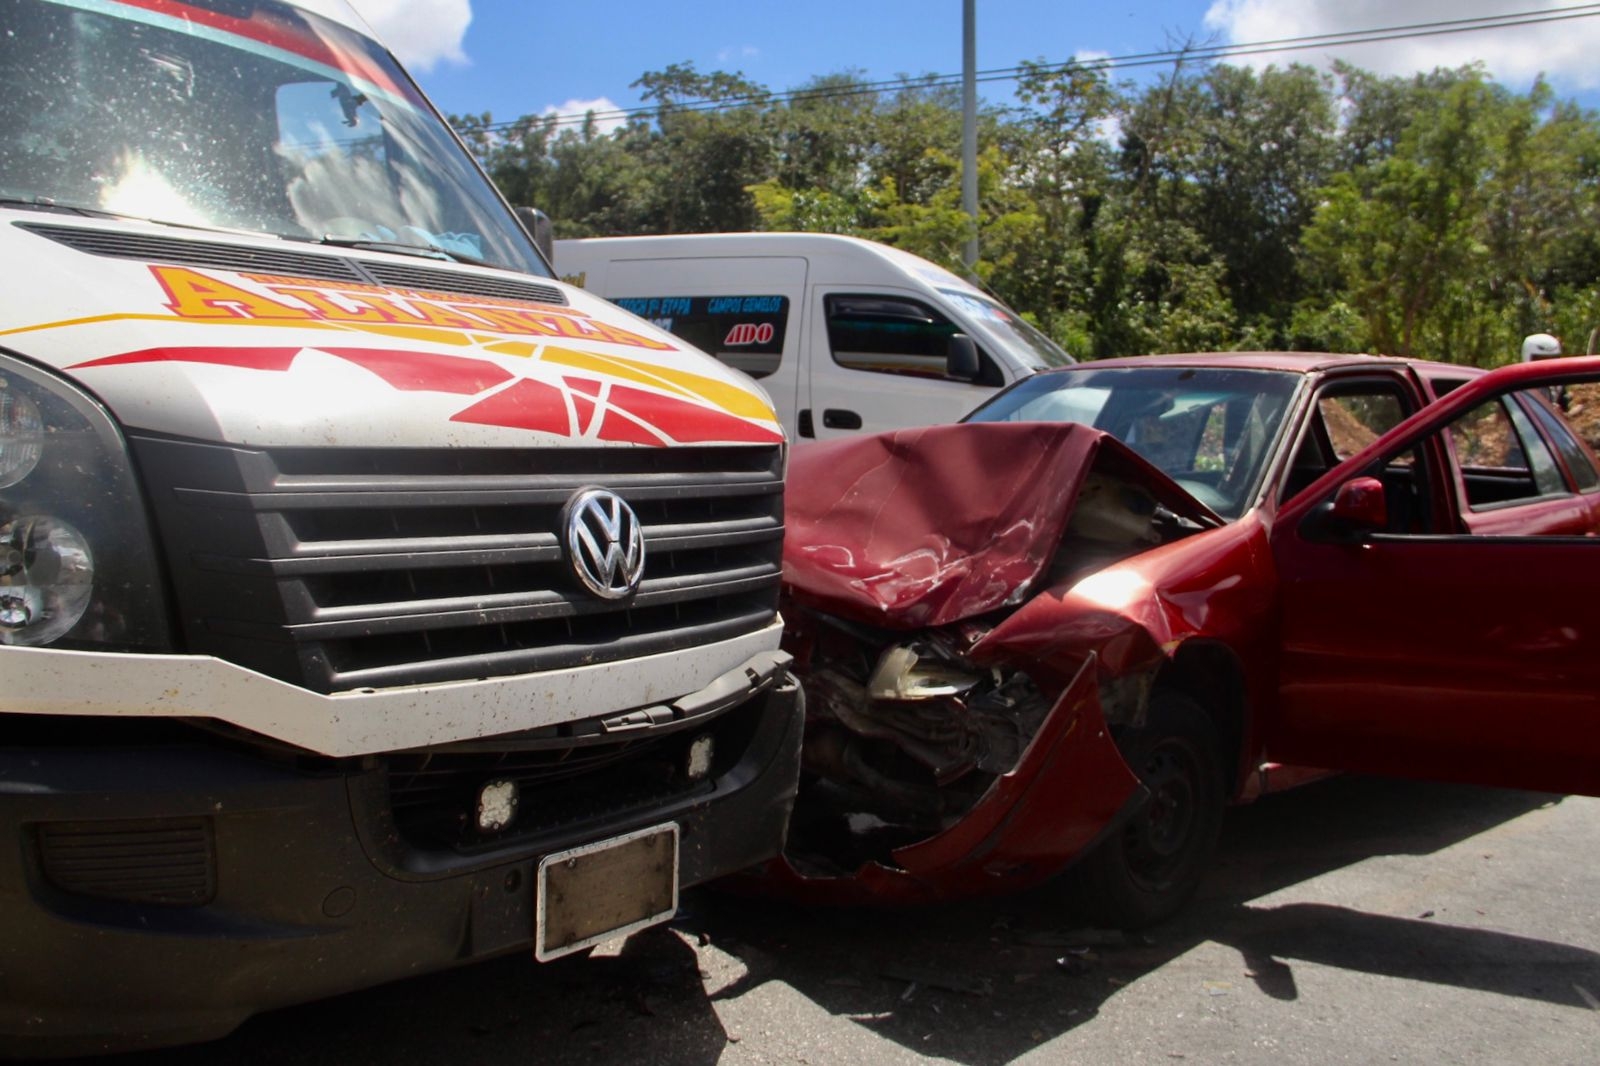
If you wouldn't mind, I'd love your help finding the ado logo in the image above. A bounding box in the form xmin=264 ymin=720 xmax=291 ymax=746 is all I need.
xmin=722 ymin=322 xmax=775 ymax=347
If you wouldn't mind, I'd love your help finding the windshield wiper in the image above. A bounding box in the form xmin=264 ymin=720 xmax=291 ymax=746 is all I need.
xmin=303 ymin=234 xmax=493 ymax=268
xmin=1 ymin=196 xmax=501 ymax=269
xmin=0 ymin=195 xmax=122 ymax=218
xmin=0 ymin=197 xmax=289 ymax=241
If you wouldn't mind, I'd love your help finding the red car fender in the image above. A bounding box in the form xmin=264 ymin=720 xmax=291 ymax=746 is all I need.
xmin=745 ymin=658 xmax=1142 ymax=904
xmin=973 ymin=515 xmax=1274 ymax=675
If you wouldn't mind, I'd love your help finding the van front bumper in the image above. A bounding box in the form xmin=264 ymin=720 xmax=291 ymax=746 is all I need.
xmin=0 ymin=664 xmax=803 ymax=1059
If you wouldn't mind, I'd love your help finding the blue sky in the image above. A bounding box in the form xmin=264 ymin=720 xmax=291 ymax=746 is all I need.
xmin=349 ymin=1 xmax=1600 ymax=126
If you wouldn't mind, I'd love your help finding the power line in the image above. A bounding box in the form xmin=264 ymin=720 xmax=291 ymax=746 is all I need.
xmin=452 ymin=3 xmax=1600 ymax=136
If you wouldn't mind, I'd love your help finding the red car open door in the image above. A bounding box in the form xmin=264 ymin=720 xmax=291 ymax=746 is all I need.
xmin=1268 ymin=357 xmax=1600 ymax=797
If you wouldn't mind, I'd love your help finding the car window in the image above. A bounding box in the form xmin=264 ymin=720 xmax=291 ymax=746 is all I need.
xmin=1523 ymin=394 xmax=1600 ymax=492
xmin=967 ymin=366 xmax=1300 ymax=519
xmin=824 ymin=294 xmax=999 ymax=385
xmin=1280 ymin=382 xmax=1415 ymax=506
xmin=1448 ymin=397 xmax=1568 ymax=509
xmin=1505 ymin=400 xmax=1568 ymax=495
xmin=1319 ymin=392 xmax=1411 ymax=462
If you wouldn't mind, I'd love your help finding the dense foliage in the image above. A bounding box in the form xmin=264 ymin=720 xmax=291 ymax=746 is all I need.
xmin=454 ymin=59 xmax=1600 ymax=365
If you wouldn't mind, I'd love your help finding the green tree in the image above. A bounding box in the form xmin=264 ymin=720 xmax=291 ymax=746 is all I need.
xmin=631 ymin=63 xmax=774 ymax=232
xmin=1300 ymin=68 xmax=1596 ymax=362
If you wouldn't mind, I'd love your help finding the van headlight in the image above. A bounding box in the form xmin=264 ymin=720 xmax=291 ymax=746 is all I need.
xmin=0 ymin=355 xmax=171 ymax=650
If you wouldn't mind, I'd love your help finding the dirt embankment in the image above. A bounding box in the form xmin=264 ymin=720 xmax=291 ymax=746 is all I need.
xmin=1565 ymin=383 xmax=1600 ymax=454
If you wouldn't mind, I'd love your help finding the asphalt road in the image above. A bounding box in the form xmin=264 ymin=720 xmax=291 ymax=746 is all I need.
xmin=52 ymin=776 xmax=1600 ymax=1065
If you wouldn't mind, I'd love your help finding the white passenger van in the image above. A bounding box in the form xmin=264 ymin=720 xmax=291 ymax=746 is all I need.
xmin=556 ymin=233 xmax=1074 ymax=440
xmin=1 ymin=0 xmax=801 ymax=1055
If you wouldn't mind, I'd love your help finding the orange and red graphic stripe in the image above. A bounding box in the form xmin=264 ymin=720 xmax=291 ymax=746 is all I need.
xmin=68 ymin=345 xmax=782 ymax=446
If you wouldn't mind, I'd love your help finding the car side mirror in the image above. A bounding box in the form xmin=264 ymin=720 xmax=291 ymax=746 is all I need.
xmin=947 ymin=333 xmax=980 ymax=382
xmin=514 ymin=206 xmax=554 ymax=264
xmin=1301 ymin=476 xmax=1389 ymax=542
xmin=1331 ymin=476 xmax=1388 ymax=529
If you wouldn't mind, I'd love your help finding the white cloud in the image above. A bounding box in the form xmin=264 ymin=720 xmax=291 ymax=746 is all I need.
xmin=1203 ymin=0 xmax=1600 ymax=90
xmin=544 ymin=97 xmax=626 ymax=137
xmin=717 ymin=45 xmax=762 ymax=63
xmin=349 ymin=0 xmax=473 ymax=73
xmin=1073 ymin=49 xmax=1114 ymax=67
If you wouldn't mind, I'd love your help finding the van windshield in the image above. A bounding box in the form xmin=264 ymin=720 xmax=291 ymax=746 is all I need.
xmin=1 ymin=0 xmax=549 ymax=275
xmin=938 ymin=289 xmax=1075 ymax=369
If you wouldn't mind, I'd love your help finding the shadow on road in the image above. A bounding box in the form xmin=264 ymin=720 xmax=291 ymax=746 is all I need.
xmin=56 ymin=776 xmax=1598 ymax=1066
xmin=688 ymin=775 xmax=1598 ymax=1065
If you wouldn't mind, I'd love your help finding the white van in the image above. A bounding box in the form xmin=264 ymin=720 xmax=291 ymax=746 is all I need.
xmin=556 ymin=233 xmax=1074 ymax=440
xmin=1 ymin=0 xmax=801 ymax=1054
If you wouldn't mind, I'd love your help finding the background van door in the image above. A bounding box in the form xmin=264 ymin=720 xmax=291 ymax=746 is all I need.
xmin=806 ymin=287 xmax=1004 ymax=439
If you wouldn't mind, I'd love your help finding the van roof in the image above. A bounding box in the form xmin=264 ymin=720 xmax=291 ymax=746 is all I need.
xmin=556 ymin=232 xmax=982 ymax=294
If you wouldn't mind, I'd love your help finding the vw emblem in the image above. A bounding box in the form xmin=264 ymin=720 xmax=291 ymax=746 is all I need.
xmin=562 ymin=488 xmax=646 ymax=600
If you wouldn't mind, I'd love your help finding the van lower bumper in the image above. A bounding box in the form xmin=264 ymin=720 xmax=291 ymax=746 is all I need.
xmin=0 ymin=668 xmax=803 ymax=1058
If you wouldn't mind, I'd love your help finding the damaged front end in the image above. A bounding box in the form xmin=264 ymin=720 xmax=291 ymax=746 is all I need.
xmin=776 ymin=616 xmax=1138 ymax=902
xmin=791 ymin=619 xmax=1053 ymax=865
xmin=760 ymin=422 xmax=1221 ymax=903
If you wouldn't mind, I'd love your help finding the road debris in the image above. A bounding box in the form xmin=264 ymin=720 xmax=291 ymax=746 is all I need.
xmin=1018 ymin=927 xmax=1135 ymax=948
xmin=880 ymin=964 xmax=994 ymax=997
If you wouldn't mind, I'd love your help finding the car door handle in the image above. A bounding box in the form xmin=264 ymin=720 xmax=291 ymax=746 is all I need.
xmin=822 ymin=409 xmax=863 ymax=430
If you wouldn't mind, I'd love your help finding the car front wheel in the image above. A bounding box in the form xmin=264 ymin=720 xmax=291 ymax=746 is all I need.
xmin=1061 ymin=688 xmax=1226 ymax=929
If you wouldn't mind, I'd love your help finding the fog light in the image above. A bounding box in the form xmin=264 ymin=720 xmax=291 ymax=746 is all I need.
xmin=476 ymin=779 xmax=519 ymax=833
xmin=686 ymin=735 xmax=714 ymax=781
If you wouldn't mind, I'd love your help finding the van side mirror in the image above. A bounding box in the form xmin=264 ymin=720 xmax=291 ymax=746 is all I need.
xmin=1303 ymin=475 xmax=1388 ymax=541
xmin=946 ymin=333 xmax=980 ymax=382
xmin=514 ymin=206 xmax=554 ymax=264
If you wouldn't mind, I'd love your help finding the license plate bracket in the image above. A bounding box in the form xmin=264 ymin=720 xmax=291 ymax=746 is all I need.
xmin=536 ymin=823 xmax=679 ymax=962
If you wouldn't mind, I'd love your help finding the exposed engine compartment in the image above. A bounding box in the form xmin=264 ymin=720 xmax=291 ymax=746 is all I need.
xmin=783 ymin=615 xmax=1055 ymax=875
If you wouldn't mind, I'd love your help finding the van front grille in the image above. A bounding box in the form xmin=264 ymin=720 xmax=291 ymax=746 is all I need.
xmin=131 ymin=439 xmax=784 ymax=693
xmin=384 ymin=674 xmax=763 ymax=852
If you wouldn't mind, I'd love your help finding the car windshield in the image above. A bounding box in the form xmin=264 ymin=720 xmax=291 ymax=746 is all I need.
xmin=1 ymin=0 xmax=549 ymax=275
xmin=966 ymin=365 xmax=1303 ymax=519
xmin=937 ymin=288 xmax=1075 ymax=369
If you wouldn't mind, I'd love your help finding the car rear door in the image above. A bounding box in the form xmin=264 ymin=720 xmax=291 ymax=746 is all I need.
xmin=1267 ymin=358 xmax=1600 ymax=797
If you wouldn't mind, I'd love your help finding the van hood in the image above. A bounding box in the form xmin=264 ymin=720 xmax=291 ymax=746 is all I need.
xmin=781 ymin=421 xmax=1220 ymax=628
xmin=0 ymin=217 xmax=782 ymax=449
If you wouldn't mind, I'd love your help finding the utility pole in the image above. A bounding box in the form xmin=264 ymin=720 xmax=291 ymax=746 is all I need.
xmin=962 ymin=0 xmax=978 ymax=272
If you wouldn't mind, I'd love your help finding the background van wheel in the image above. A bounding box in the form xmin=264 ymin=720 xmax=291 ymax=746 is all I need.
xmin=1061 ymin=688 xmax=1225 ymax=929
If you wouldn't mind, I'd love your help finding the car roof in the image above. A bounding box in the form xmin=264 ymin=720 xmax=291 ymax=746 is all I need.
xmin=1051 ymin=351 xmax=1489 ymax=377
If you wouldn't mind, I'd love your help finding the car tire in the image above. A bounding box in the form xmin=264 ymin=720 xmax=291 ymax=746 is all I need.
xmin=1061 ymin=688 xmax=1226 ymax=930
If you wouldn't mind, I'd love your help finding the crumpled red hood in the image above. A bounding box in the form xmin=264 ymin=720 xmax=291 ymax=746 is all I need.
xmin=783 ymin=421 xmax=1216 ymax=629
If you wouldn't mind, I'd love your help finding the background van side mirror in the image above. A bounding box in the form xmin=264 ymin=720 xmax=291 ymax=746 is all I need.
xmin=947 ymin=333 xmax=980 ymax=382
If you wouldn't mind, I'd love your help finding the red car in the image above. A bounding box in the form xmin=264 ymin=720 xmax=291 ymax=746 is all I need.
xmin=762 ymin=352 xmax=1600 ymax=926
